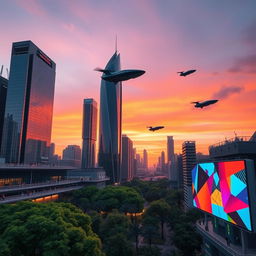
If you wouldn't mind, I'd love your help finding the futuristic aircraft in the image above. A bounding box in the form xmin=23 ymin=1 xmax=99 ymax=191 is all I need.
xmin=94 ymin=68 xmax=145 ymax=82
xmin=191 ymin=100 xmax=218 ymax=108
xmin=147 ymin=126 xmax=165 ymax=132
xmin=177 ymin=70 xmax=196 ymax=77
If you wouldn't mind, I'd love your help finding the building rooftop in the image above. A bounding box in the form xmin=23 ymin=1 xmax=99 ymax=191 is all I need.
xmin=209 ymin=136 xmax=256 ymax=158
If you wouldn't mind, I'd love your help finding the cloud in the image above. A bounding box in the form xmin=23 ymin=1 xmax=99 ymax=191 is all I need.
xmin=228 ymin=54 xmax=256 ymax=73
xmin=213 ymin=86 xmax=244 ymax=99
xmin=242 ymin=20 xmax=256 ymax=50
xmin=15 ymin=0 xmax=46 ymax=16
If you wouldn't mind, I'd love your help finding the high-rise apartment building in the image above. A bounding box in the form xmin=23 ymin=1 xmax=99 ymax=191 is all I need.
xmin=182 ymin=141 xmax=196 ymax=209
xmin=0 ymin=41 xmax=56 ymax=164
xmin=81 ymin=98 xmax=97 ymax=168
xmin=98 ymin=52 xmax=122 ymax=184
xmin=0 ymin=75 xmax=8 ymax=150
xmin=143 ymin=149 xmax=148 ymax=170
xmin=121 ymin=135 xmax=134 ymax=182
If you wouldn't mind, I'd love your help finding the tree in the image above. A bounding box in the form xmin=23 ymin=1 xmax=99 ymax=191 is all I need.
xmin=99 ymin=210 xmax=131 ymax=240
xmin=165 ymin=190 xmax=183 ymax=209
xmin=129 ymin=221 xmax=141 ymax=253
xmin=0 ymin=202 xmax=104 ymax=256
xmin=103 ymin=233 xmax=133 ymax=256
xmin=94 ymin=186 xmax=144 ymax=214
xmin=138 ymin=246 xmax=161 ymax=256
xmin=98 ymin=211 xmax=133 ymax=256
xmin=144 ymin=199 xmax=171 ymax=240
xmin=141 ymin=216 xmax=160 ymax=248
xmin=172 ymin=223 xmax=202 ymax=256
xmin=71 ymin=186 xmax=100 ymax=212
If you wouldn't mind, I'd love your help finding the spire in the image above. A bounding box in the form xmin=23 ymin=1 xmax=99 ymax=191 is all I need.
xmin=115 ymin=35 xmax=118 ymax=53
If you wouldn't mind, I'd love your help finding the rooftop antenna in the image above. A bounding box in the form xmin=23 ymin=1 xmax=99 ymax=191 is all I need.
xmin=6 ymin=68 xmax=9 ymax=79
xmin=0 ymin=65 xmax=3 ymax=76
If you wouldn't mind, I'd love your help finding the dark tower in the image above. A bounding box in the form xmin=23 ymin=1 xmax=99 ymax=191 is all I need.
xmin=81 ymin=98 xmax=97 ymax=168
xmin=0 ymin=75 xmax=8 ymax=151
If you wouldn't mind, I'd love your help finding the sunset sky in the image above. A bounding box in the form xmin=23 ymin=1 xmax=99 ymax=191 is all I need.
xmin=1 ymin=0 xmax=256 ymax=166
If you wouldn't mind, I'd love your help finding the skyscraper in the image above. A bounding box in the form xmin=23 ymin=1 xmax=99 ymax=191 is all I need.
xmin=62 ymin=145 xmax=81 ymax=161
xmin=98 ymin=52 xmax=122 ymax=184
xmin=143 ymin=149 xmax=148 ymax=170
xmin=0 ymin=75 xmax=8 ymax=150
xmin=161 ymin=151 xmax=165 ymax=171
xmin=167 ymin=136 xmax=174 ymax=162
xmin=182 ymin=141 xmax=196 ymax=210
xmin=1 ymin=41 xmax=56 ymax=164
xmin=121 ymin=135 xmax=133 ymax=182
xmin=81 ymin=98 xmax=97 ymax=168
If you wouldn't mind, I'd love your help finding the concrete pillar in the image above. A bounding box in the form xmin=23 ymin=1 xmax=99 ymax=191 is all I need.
xmin=205 ymin=214 xmax=209 ymax=231
xmin=241 ymin=229 xmax=247 ymax=255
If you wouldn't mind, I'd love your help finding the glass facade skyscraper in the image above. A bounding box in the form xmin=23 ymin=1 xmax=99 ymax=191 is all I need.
xmin=81 ymin=98 xmax=97 ymax=168
xmin=98 ymin=52 xmax=122 ymax=184
xmin=0 ymin=41 xmax=56 ymax=164
xmin=0 ymin=75 xmax=8 ymax=151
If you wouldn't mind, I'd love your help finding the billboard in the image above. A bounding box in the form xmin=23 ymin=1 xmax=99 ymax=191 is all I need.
xmin=192 ymin=160 xmax=252 ymax=231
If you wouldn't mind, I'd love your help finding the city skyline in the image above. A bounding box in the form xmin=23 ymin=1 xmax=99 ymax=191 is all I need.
xmin=1 ymin=1 xmax=256 ymax=166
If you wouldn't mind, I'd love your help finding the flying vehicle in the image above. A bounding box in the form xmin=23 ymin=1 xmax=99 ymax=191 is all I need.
xmin=147 ymin=126 xmax=165 ymax=132
xmin=191 ymin=100 xmax=218 ymax=108
xmin=94 ymin=68 xmax=145 ymax=82
xmin=177 ymin=70 xmax=196 ymax=77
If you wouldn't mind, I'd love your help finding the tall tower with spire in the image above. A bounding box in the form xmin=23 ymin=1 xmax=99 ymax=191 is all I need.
xmin=98 ymin=51 xmax=122 ymax=184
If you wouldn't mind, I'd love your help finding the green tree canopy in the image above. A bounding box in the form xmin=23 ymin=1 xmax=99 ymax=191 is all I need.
xmin=94 ymin=186 xmax=144 ymax=213
xmin=0 ymin=202 xmax=104 ymax=256
xmin=98 ymin=211 xmax=133 ymax=256
xmin=144 ymin=199 xmax=171 ymax=240
xmin=172 ymin=222 xmax=202 ymax=256
xmin=124 ymin=178 xmax=170 ymax=202
xmin=71 ymin=186 xmax=100 ymax=212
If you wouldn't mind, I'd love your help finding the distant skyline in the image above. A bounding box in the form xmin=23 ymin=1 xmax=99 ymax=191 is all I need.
xmin=1 ymin=0 xmax=256 ymax=166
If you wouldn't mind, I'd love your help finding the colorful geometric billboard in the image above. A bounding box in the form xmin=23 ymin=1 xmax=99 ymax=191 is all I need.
xmin=192 ymin=160 xmax=252 ymax=231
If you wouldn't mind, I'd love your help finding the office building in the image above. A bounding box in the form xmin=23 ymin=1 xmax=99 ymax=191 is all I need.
xmin=167 ymin=136 xmax=175 ymax=162
xmin=62 ymin=145 xmax=81 ymax=161
xmin=143 ymin=149 xmax=148 ymax=170
xmin=133 ymin=148 xmax=137 ymax=177
xmin=136 ymin=153 xmax=141 ymax=167
xmin=0 ymin=75 xmax=8 ymax=150
xmin=0 ymin=41 xmax=56 ymax=164
xmin=61 ymin=145 xmax=81 ymax=168
xmin=161 ymin=151 xmax=166 ymax=172
xmin=182 ymin=141 xmax=196 ymax=210
xmin=81 ymin=98 xmax=97 ymax=168
xmin=121 ymin=135 xmax=134 ymax=182
xmin=196 ymin=132 xmax=256 ymax=256
xmin=98 ymin=51 xmax=122 ymax=184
